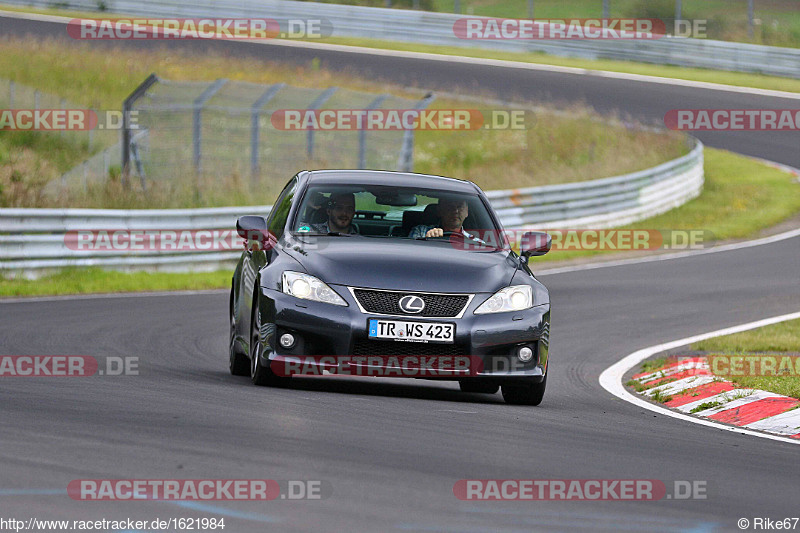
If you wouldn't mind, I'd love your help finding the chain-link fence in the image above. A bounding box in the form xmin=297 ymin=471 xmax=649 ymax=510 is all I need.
xmin=123 ymin=75 xmax=433 ymax=193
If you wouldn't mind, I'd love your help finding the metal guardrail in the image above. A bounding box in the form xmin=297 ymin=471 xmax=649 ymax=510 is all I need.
xmin=2 ymin=0 xmax=799 ymax=78
xmin=489 ymin=138 xmax=704 ymax=229
xmin=0 ymin=139 xmax=703 ymax=275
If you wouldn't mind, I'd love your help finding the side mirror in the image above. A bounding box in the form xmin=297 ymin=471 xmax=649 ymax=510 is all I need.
xmin=520 ymin=231 xmax=551 ymax=258
xmin=236 ymin=215 xmax=271 ymax=250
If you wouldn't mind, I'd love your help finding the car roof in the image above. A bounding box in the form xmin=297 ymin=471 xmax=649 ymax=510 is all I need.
xmin=301 ymin=170 xmax=481 ymax=194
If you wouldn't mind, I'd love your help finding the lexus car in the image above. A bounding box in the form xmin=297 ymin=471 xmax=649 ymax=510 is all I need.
xmin=229 ymin=170 xmax=552 ymax=405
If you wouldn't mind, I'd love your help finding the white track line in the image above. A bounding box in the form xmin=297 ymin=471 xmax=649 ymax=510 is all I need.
xmin=2 ymin=9 xmax=800 ymax=100
xmin=599 ymin=311 xmax=800 ymax=445
xmin=537 ymin=227 xmax=800 ymax=276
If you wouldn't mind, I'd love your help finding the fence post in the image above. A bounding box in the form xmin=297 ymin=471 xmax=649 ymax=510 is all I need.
xmin=675 ymin=0 xmax=681 ymax=24
xmin=122 ymin=73 xmax=159 ymax=187
xmin=306 ymin=87 xmax=338 ymax=160
xmin=192 ymin=78 xmax=227 ymax=178
xmin=747 ymin=0 xmax=754 ymax=39
xmin=397 ymin=93 xmax=435 ymax=172
xmin=250 ymin=82 xmax=285 ymax=183
xmin=9 ymin=81 xmax=14 ymax=108
xmin=359 ymin=94 xmax=389 ymax=169
xmin=603 ymin=0 xmax=609 ymax=18
xmin=34 ymin=90 xmax=40 ymax=110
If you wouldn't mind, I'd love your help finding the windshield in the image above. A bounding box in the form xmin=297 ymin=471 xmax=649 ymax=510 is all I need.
xmin=290 ymin=184 xmax=507 ymax=250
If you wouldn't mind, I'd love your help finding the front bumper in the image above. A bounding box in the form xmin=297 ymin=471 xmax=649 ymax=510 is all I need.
xmin=257 ymin=285 xmax=550 ymax=383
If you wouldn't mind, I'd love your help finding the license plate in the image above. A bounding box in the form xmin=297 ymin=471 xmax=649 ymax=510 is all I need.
xmin=368 ymin=319 xmax=455 ymax=344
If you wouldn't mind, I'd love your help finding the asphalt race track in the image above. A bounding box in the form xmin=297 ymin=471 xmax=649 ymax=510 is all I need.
xmin=1 ymin=14 xmax=799 ymax=532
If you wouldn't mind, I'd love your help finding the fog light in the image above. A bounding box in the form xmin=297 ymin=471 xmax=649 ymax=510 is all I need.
xmin=517 ymin=345 xmax=534 ymax=363
xmin=279 ymin=333 xmax=296 ymax=349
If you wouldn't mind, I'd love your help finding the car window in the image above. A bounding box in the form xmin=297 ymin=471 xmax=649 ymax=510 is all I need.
xmin=290 ymin=184 xmax=505 ymax=249
xmin=268 ymin=177 xmax=298 ymax=239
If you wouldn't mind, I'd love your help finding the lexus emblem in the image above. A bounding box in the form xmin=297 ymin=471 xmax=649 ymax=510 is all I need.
xmin=398 ymin=295 xmax=425 ymax=314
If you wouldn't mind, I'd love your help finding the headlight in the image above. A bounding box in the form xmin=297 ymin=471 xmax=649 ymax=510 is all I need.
xmin=281 ymin=271 xmax=347 ymax=306
xmin=474 ymin=285 xmax=533 ymax=314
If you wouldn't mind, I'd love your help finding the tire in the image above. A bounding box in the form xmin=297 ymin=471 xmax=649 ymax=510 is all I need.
xmin=229 ymin=287 xmax=250 ymax=376
xmin=250 ymin=292 xmax=290 ymax=387
xmin=458 ymin=380 xmax=500 ymax=394
xmin=501 ymin=374 xmax=547 ymax=406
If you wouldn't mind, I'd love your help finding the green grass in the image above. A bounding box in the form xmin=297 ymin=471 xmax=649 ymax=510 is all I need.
xmin=649 ymin=389 xmax=673 ymax=404
xmin=0 ymin=36 xmax=686 ymax=208
xmin=534 ymin=147 xmax=800 ymax=263
xmin=2 ymin=4 xmax=800 ymax=94
xmin=0 ymin=268 xmax=231 ymax=297
xmin=694 ymin=319 xmax=800 ymax=354
xmin=689 ymin=400 xmax=724 ymax=413
xmin=693 ymin=318 xmax=800 ymax=399
xmin=640 ymin=356 xmax=671 ymax=373
xmin=0 ymin=130 xmax=95 ymax=206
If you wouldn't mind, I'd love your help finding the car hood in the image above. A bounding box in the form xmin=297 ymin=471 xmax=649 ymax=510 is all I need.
xmin=284 ymin=237 xmax=518 ymax=293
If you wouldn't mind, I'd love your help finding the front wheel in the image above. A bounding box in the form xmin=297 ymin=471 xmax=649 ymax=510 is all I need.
xmin=250 ymin=293 xmax=290 ymax=387
xmin=502 ymin=374 xmax=547 ymax=406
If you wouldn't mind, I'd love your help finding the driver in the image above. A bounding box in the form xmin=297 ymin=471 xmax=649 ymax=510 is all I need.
xmin=312 ymin=192 xmax=359 ymax=234
xmin=409 ymin=197 xmax=475 ymax=239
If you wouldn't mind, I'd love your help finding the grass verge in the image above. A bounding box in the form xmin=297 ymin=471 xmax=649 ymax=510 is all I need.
xmin=534 ymin=147 xmax=800 ymax=263
xmin=0 ymin=36 xmax=685 ymax=208
xmin=692 ymin=318 xmax=800 ymax=399
xmin=0 ymin=268 xmax=231 ymax=297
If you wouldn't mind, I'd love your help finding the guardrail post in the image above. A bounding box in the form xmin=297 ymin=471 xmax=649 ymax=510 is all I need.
xmin=397 ymin=92 xmax=435 ymax=172
xmin=193 ymin=78 xmax=228 ymax=178
xmin=88 ymin=108 xmax=94 ymax=149
xmin=359 ymin=94 xmax=389 ymax=169
xmin=122 ymin=73 xmax=159 ymax=188
xmin=60 ymin=99 xmax=66 ymax=139
xmin=306 ymin=87 xmax=338 ymax=160
xmin=250 ymin=82 xmax=286 ymax=183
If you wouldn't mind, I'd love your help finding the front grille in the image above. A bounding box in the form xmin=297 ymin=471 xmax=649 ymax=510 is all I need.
xmin=352 ymin=289 xmax=469 ymax=317
xmin=352 ymin=339 xmax=468 ymax=357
